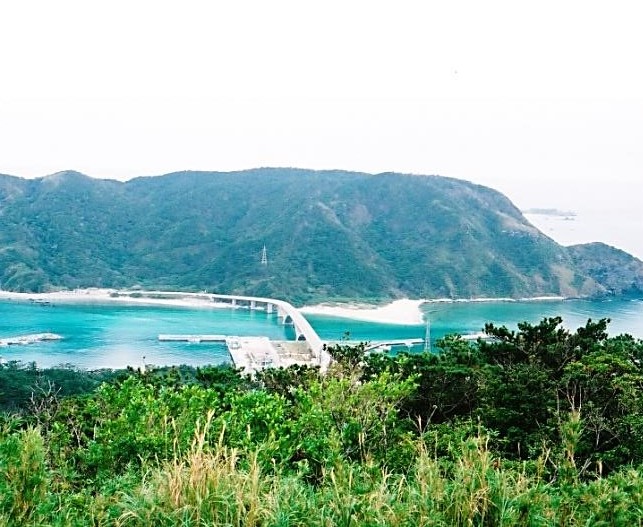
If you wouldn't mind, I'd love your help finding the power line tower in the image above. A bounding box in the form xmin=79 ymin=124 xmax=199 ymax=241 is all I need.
xmin=260 ymin=245 xmax=268 ymax=266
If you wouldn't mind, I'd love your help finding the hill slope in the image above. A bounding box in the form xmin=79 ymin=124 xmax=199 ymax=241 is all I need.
xmin=0 ymin=168 xmax=640 ymax=303
xmin=568 ymin=242 xmax=643 ymax=296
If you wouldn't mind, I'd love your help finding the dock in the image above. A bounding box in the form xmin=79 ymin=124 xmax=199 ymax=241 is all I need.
xmin=327 ymin=338 xmax=424 ymax=352
xmin=158 ymin=334 xmax=227 ymax=343
xmin=225 ymin=336 xmax=282 ymax=375
xmin=157 ymin=333 xmax=426 ymax=374
xmin=366 ymin=338 xmax=423 ymax=351
xmin=157 ymin=333 xmax=318 ymax=375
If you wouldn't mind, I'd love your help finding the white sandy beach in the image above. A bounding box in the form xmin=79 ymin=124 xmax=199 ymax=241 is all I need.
xmin=0 ymin=288 xmax=229 ymax=310
xmin=299 ymin=295 xmax=568 ymax=325
xmin=299 ymin=299 xmax=427 ymax=325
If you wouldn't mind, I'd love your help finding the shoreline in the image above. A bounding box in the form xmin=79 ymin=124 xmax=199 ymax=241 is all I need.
xmin=0 ymin=289 xmax=230 ymax=310
xmin=300 ymin=299 xmax=427 ymax=325
xmin=300 ymin=295 xmax=568 ymax=325
xmin=0 ymin=288 xmax=569 ymax=326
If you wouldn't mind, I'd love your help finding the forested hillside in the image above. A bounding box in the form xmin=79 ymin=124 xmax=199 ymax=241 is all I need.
xmin=1 ymin=168 xmax=641 ymax=303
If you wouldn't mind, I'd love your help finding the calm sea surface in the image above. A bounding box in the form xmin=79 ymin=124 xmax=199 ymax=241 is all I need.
xmin=1 ymin=298 xmax=642 ymax=369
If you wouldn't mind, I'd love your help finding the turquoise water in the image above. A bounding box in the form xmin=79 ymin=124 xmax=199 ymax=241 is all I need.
xmin=1 ymin=298 xmax=642 ymax=369
xmin=420 ymin=298 xmax=643 ymax=339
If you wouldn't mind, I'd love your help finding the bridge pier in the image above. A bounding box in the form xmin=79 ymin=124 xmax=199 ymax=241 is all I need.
xmin=277 ymin=307 xmax=292 ymax=324
xmin=250 ymin=300 xmax=256 ymax=310
xmin=293 ymin=324 xmax=306 ymax=341
xmin=266 ymin=303 xmax=273 ymax=314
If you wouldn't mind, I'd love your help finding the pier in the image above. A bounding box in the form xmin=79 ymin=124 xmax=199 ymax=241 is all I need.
xmin=157 ymin=333 xmax=317 ymax=375
xmin=225 ymin=336 xmax=281 ymax=376
xmin=364 ymin=338 xmax=424 ymax=351
xmin=326 ymin=338 xmax=424 ymax=352
xmin=327 ymin=338 xmax=424 ymax=351
xmin=158 ymin=334 xmax=227 ymax=343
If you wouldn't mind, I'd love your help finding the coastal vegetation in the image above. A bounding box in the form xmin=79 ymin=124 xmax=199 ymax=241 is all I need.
xmin=3 ymin=316 xmax=643 ymax=525
xmin=1 ymin=169 xmax=641 ymax=302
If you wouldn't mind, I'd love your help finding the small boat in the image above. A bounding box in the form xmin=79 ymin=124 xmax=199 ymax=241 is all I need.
xmin=32 ymin=299 xmax=54 ymax=306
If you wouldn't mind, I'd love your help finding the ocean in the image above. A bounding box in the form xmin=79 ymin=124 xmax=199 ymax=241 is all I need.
xmin=1 ymin=297 xmax=642 ymax=369
xmin=524 ymin=210 xmax=643 ymax=261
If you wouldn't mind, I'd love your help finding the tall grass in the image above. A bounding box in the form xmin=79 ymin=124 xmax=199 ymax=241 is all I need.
xmin=0 ymin=427 xmax=48 ymax=525
xmin=110 ymin=426 xmax=643 ymax=526
xmin=4 ymin=416 xmax=643 ymax=525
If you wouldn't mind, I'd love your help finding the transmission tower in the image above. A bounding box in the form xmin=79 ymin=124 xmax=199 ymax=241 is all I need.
xmin=261 ymin=245 xmax=268 ymax=266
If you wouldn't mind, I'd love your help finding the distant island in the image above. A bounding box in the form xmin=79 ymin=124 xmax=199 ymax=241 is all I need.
xmin=0 ymin=168 xmax=641 ymax=303
xmin=523 ymin=207 xmax=577 ymax=217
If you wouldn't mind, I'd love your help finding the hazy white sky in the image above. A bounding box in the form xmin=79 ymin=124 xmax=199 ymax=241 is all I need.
xmin=1 ymin=1 xmax=641 ymax=251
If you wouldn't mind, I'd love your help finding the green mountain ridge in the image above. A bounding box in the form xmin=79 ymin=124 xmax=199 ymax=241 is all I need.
xmin=0 ymin=168 xmax=640 ymax=303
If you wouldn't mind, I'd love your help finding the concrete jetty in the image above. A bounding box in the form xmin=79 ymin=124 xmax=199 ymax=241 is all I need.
xmin=158 ymin=334 xmax=227 ymax=343
xmin=157 ymin=334 xmax=316 ymax=375
xmin=225 ymin=336 xmax=281 ymax=375
xmin=329 ymin=338 xmax=424 ymax=351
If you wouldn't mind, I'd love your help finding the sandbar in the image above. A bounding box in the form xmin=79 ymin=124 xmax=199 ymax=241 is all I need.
xmin=300 ymin=299 xmax=426 ymax=325
xmin=0 ymin=288 xmax=230 ymax=310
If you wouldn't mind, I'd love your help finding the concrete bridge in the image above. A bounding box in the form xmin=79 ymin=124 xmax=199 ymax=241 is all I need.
xmin=138 ymin=291 xmax=331 ymax=369
xmin=208 ymin=293 xmax=330 ymax=369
